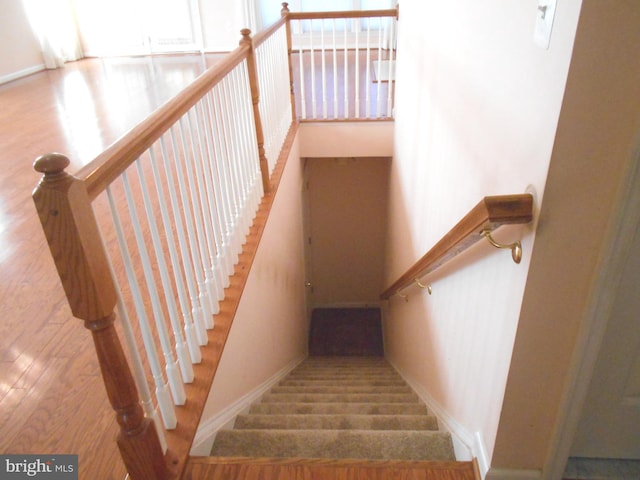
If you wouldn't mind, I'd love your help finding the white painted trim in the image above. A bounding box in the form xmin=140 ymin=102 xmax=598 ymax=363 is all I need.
xmin=486 ymin=468 xmax=542 ymax=480
xmin=0 ymin=64 xmax=46 ymax=85
xmin=387 ymin=359 xmax=490 ymax=477
xmin=190 ymin=356 xmax=305 ymax=456
xmin=544 ymin=137 xmax=640 ymax=478
xmin=473 ymin=431 xmax=490 ymax=477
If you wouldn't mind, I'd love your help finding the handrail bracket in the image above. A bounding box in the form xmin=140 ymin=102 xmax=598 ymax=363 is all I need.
xmin=481 ymin=229 xmax=523 ymax=264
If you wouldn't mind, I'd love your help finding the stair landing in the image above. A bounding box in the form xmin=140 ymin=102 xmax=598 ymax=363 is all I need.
xmin=183 ymin=456 xmax=480 ymax=480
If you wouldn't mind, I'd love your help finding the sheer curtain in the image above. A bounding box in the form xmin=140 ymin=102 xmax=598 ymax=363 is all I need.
xmin=23 ymin=0 xmax=83 ymax=69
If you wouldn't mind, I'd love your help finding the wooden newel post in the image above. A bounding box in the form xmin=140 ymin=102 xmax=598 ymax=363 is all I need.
xmin=281 ymin=2 xmax=296 ymax=122
xmin=32 ymin=153 xmax=172 ymax=480
xmin=240 ymin=29 xmax=271 ymax=194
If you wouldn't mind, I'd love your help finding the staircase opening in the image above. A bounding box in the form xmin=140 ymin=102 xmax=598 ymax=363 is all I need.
xmin=308 ymin=307 xmax=384 ymax=356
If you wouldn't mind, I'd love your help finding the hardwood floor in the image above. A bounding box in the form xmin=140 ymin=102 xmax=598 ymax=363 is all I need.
xmin=184 ymin=457 xmax=479 ymax=480
xmin=0 ymin=50 xmax=393 ymax=479
xmin=0 ymin=54 xmax=223 ymax=480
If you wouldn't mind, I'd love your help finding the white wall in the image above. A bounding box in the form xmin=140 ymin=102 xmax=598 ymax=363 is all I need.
xmin=492 ymin=1 xmax=640 ymax=476
xmin=199 ymin=132 xmax=308 ymax=432
xmin=384 ymin=0 xmax=582 ymax=469
xmin=0 ymin=0 xmax=43 ymax=83
xmin=198 ymin=0 xmax=247 ymax=52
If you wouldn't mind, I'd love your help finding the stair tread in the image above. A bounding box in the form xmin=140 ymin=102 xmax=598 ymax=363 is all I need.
xmin=279 ymin=379 xmax=407 ymax=386
xmin=250 ymin=402 xmax=429 ymax=415
xmin=235 ymin=413 xmax=439 ymax=431
xmin=211 ymin=429 xmax=455 ymax=461
xmin=210 ymin=356 xmax=455 ymax=465
xmin=261 ymin=392 xmax=419 ymax=403
xmin=271 ymin=385 xmax=412 ymax=394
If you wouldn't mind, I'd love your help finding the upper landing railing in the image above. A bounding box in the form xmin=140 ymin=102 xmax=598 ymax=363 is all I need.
xmin=380 ymin=194 xmax=534 ymax=300
xmin=32 ymin=5 xmax=397 ymax=480
xmin=284 ymin=5 xmax=399 ymax=120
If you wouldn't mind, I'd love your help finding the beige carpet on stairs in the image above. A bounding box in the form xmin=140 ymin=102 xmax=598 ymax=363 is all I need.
xmin=210 ymin=356 xmax=456 ymax=461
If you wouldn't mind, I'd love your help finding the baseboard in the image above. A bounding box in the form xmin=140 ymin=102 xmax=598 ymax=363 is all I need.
xmin=0 ymin=64 xmax=46 ymax=85
xmin=485 ymin=468 xmax=542 ymax=480
xmin=387 ymin=359 xmax=490 ymax=477
xmin=190 ymin=356 xmax=305 ymax=456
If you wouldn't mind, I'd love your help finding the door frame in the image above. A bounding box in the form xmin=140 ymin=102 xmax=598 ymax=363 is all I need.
xmin=545 ymin=139 xmax=640 ymax=478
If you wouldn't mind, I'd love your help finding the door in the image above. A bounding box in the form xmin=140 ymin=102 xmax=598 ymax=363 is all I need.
xmin=570 ymin=222 xmax=640 ymax=458
xmin=74 ymin=0 xmax=202 ymax=56
xmin=302 ymin=157 xmax=390 ymax=308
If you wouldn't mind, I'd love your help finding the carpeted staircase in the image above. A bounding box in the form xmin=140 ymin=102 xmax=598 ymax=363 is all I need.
xmin=210 ymin=356 xmax=456 ymax=461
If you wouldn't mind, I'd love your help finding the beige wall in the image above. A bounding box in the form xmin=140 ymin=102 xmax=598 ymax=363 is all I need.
xmin=0 ymin=0 xmax=43 ymax=82
xmin=384 ymin=0 xmax=582 ymax=470
xmin=492 ymin=1 xmax=640 ymax=475
xmin=201 ymin=133 xmax=308 ymax=422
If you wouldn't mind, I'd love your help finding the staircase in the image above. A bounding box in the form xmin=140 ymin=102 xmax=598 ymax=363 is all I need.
xmin=211 ymin=356 xmax=456 ymax=460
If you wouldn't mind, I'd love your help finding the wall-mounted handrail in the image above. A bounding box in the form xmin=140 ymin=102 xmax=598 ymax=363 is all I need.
xmin=380 ymin=194 xmax=534 ymax=300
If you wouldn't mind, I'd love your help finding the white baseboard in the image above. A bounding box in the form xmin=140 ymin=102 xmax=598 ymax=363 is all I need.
xmin=387 ymin=359 xmax=490 ymax=478
xmin=0 ymin=64 xmax=46 ymax=85
xmin=190 ymin=356 xmax=305 ymax=456
xmin=485 ymin=468 xmax=542 ymax=480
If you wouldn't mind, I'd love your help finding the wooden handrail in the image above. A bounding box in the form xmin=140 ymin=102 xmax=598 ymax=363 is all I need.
xmin=380 ymin=194 xmax=534 ymax=300
xmin=286 ymin=8 xmax=399 ymax=20
xmin=253 ymin=16 xmax=287 ymax=48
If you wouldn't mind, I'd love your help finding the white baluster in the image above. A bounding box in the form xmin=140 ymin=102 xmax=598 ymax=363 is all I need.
xmin=344 ymin=18 xmax=349 ymax=118
xmin=148 ymin=144 xmax=201 ymax=367
xmin=298 ymin=36 xmax=307 ymax=119
xmin=217 ymin=81 xmax=244 ymax=259
xmin=134 ymin=157 xmax=194 ymax=384
xmin=365 ymin=17 xmax=372 ymax=119
xmin=355 ymin=23 xmax=360 ymax=119
xmin=204 ymin=90 xmax=234 ymax=282
xmin=159 ymin=135 xmax=203 ymax=359
xmin=376 ymin=22 xmax=384 ymax=119
xmin=202 ymin=93 xmax=232 ymax=285
xmin=106 ymin=186 xmax=177 ymax=429
xmin=180 ymin=115 xmax=217 ymax=329
xmin=310 ymin=19 xmax=316 ymax=119
xmin=169 ymin=125 xmax=210 ymax=344
xmin=387 ymin=17 xmax=396 ymax=118
xmin=121 ymin=170 xmax=186 ymax=406
xmin=332 ymin=19 xmax=338 ymax=119
xmin=193 ymin=102 xmax=226 ymax=307
xmin=210 ymin=86 xmax=237 ymax=273
xmin=321 ymin=19 xmax=327 ymax=119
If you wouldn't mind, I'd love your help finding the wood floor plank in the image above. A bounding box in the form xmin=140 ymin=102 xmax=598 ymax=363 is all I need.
xmin=184 ymin=458 xmax=478 ymax=480
xmin=0 ymin=54 xmax=224 ymax=480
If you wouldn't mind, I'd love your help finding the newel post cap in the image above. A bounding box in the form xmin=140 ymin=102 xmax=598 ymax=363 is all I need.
xmin=33 ymin=152 xmax=71 ymax=175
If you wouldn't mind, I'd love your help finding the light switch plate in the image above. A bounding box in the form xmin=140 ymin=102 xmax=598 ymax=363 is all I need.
xmin=534 ymin=0 xmax=557 ymax=49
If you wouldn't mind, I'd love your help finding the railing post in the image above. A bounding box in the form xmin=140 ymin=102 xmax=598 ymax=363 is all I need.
xmin=240 ymin=29 xmax=271 ymax=194
xmin=281 ymin=2 xmax=296 ymax=122
xmin=32 ymin=153 xmax=172 ymax=480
